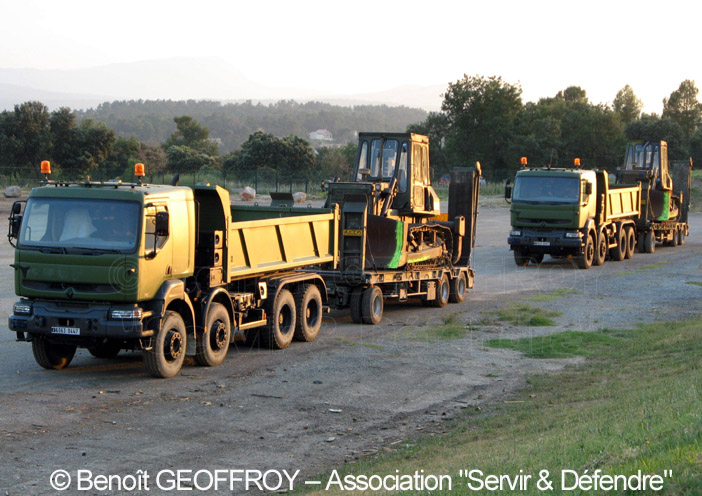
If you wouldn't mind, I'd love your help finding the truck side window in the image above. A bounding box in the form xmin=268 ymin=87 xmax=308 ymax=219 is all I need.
xmin=355 ymin=141 xmax=368 ymax=181
xmin=144 ymin=204 xmax=169 ymax=252
xmin=398 ymin=143 xmax=408 ymax=193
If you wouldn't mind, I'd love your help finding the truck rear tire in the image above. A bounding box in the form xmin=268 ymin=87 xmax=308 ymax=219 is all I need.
xmin=610 ymin=228 xmax=626 ymax=261
xmin=32 ymin=336 xmax=76 ymax=370
xmin=671 ymin=228 xmax=679 ymax=247
xmin=449 ymin=272 xmax=467 ymax=304
xmin=624 ymin=227 xmax=635 ymax=259
xmin=361 ymin=286 xmax=384 ymax=325
xmin=513 ymin=248 xmax=529 ymax=267
xmin=88 ymin=340 xmax=121 ymax=359
xmin=294 ymin=284 xmax=323 ymax=342
xmin=261 ymin=289 xmax=296 ymax=349
xmin=350 ymin=287 xmax=364 ymax=324
xmin=678 ymin=228 xmax=685 ymax=246
xmin=577 ymin=233 xmax=595 ymax=269
xmin=644 ymin=231 xmax=655 ymax=254
xmin=431 ymin=274 xmax=450 ymax=308
xmin=195 ymin=302 xmax=231 ymax=367
xmin=144 ymin=311 xmax=187 ymax=378
xmin=593 ymin=232 xmax=607 ymax=266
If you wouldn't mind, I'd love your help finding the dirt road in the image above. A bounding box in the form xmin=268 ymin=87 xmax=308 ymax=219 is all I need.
xmin=0 ymin=203 xmax=700 ymax=494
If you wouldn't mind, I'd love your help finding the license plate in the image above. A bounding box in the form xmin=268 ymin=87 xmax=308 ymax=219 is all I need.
xmin=51 ymin=326 xmax=80 ymax=336
xmin=534 ymin=241 xmax=550 ymax=246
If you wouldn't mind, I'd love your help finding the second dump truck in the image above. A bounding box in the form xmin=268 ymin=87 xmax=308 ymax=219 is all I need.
xmin=506 ymin=141 xmax=691 ymax=268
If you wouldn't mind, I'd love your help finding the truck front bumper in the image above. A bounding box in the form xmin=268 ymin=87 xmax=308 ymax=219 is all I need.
xmin=8 ymin=299 xmax=152 ymax=342
xmin=508 ymin=229 xmax=583 ymax=252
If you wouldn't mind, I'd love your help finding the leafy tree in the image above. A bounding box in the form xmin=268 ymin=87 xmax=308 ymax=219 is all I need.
xmin=613 ymin=85 xmax=643 ymax=124
xmin=625 ymin=117 xmax=687 ymax=159
xmin=166 ymin=145 xmax=217 ymax=173
xmin=407 ymin=112 xmax=450 ymax=174
xmin=280 ymin=134 xmax=316 ymax=181
xmin=164 ymin=115 xmax=218 ymax=156
xmin=56 ymin=119 xmax=115 ymax=178
xmin=237 ymin=130 xmax=287 ymax=176
xmin=441 ymin=75 xmax=523 ymax=180
xmin=0 ymin=101 xmax=51 ymax=175
xmin=662 ymin=80 xmax=702 ymax=140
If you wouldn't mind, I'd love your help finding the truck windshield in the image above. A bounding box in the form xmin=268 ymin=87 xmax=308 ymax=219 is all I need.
xmin=19 ymin=198 xmax=140 ymax=253
xmin=513 ymin=176 xmax=580 ymax=203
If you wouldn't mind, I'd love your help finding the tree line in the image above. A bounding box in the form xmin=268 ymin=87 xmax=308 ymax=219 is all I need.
xmin=1 ymin=78 xmax=700 ymax=187
xmin=412 ymin=77 xmax=702 ymax=181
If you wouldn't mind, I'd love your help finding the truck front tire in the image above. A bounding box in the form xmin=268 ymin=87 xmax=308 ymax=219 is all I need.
xmin=195 ymin=302 xmax=231 ymax=367
xmin=577 ymin=234 xmax=595 ymax=269
xmin=144 ymin=311 xmax=187 ymax=378
xmin=513 ymin=248 xmax=530 ymax=267
xmin=32 ymin=336 xmax=76 ymax=370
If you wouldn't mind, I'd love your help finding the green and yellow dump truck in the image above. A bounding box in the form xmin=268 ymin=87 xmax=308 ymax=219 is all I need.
xmin=8 ymin=133 xmax=479 ymax=377
xmin=506 ymin=141 xmax=691 ymax=269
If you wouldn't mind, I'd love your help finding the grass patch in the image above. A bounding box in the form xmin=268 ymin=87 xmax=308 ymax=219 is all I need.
xmin=685 ymin=281 xmax=702 ymax=287
xmin=617 ymin=261 xmax=669 ymax=277
xmin=300 ymin=320 xmax=702 ymax=495
xmin=487 ymin=330 xmax=619 ymax=358
xmin=526 ymin=288 xmax=579 ymax=302
xmin=494 ymin=303 xmax=561 ymax=326
xmin=407 ymin=324 xmax=468 ymax=342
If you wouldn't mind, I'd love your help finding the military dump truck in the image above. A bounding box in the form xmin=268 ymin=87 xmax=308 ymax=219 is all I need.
xmin=506 ymin=158 xmax=642 ymax=269
xmin=317 ymin=132 xmax=480 ymax=323
xmin=615 ymin=141 xmax=691 ymax=253
xmin=8 ymin=162 xmax=338 ymax=377
xmin=7 ymin=133 xmax=479 ymax=377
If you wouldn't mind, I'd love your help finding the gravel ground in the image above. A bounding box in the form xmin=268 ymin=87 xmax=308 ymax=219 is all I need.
xmin=0 ymin=197 xmax=699 ymax=495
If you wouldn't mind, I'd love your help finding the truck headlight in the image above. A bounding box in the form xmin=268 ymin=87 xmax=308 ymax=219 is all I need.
xmin=13 ymin=301 xmax=32 ymax=315
xmin=564 ymin=232 xmax=582 ymax=238
xmin=110 ymin=308 xmax=143 ymax=319
xmin=510 ymin=230 xmax=522 ymax=236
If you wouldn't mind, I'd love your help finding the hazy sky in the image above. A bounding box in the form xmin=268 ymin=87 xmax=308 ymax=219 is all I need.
xmin=2 ymin=0 xmax=700 ymax=113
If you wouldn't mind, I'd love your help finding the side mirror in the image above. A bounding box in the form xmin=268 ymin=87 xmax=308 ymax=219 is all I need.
xmin=12 ymin=202 xmax=22 ymax=215
xmin=155 ymin=211 xmax=169 ymax=237
xmin=504 ymin=185 xmax=512 ymax=201
xmin=584 ymin=182 xmax=593 ymax=195
xmin=7 ymin=201 xmax=24 ymax=247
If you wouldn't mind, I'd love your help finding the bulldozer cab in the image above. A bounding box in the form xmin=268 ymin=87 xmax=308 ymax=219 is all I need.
xmin=353 ymin=133 xmax=439 ymax=218
xmin=623 ymin=141 xmax=673 ymax=192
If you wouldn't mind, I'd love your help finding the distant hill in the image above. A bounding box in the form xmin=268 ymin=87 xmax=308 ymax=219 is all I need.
xmin=0 ymin=57 xmax=443 ymax=112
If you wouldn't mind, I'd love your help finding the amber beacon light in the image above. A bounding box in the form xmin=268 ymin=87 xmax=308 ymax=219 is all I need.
xmin=40 ymin=160 xmax=51 ymax=175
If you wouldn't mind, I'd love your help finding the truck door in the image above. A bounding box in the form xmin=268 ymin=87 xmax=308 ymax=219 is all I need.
xmin=139 ymin=202 xmax=173 ymax=300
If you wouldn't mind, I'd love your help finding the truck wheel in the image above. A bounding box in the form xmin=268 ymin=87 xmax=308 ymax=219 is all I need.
xmin=644 ymin=231 xmax=656 ymax=254
xmin=361 ymin=286 xmax=384 ymax=325
xmin=593 ymin=232 xmax=607 ymax=266
xmin=678 ymin=228 xmax=685 ymax=246
xmin=610 ymin=228 xmax=626 ymax=261
xmin=431 ymin=274 xmax=450 ymax=308
xmin=624 ymin=227 xmax=636 ymax=259
xmin=350 ymin=287 xmax=364 ymax=324
xmin=195 ymin=302 xmax=231 ymax=367
xmin=261 ymin=289 xmax=296 ymax=349
xmin=143 ymin=311 xmax=187 ymax=378
xmin=88 ymin=340 xmax=121 ymax=359
xmin=671 ymin=228 xmax=679 ymax=247
xmin=32 ymin=336 xmax=76 ymax=370
xmin=449 ymin=272 xmax=467 ymax=304
xmin=513 ymin=249 xmax=529 ymax=267
xmin=294 ymin=284 xmax=323 ymax=342
xmin=577 ymin=233 xmax=595 ymax=269
xmin=530 ymin=253 xmax=544 ymax=264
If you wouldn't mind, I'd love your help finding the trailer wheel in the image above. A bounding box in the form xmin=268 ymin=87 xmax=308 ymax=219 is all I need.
xmin=678 ymin=228 xmax=685 ymax=246
xmin=644 ymin=231 xmax=656 ymax=254
xmin=361 ymin=286 xmax=384 ymax=325
xmin=261 ymin=289 xmax=296 ymax=349
xmin=294 ymin=284 xmax=323 ymax=342
xmin=593 ymin=232 xmax=607 ymax=266
xmin=671 ymin=228 xmax=679 ymax=247
xmin=32 ymin=336 xmax=76 ymax=370
xmin=143 ymin=311 xmax=187 ymax=378
xmin=513 ymin=248 xmax=529 ymax=267
xmin=577 ymin=233 xmax=595 ymax=269
xmin=637 ymin=233 xmax=646 ymax=253
xmin=350 ymin=287 xmax=364 ymax=324
xmin=449 ymin=272 xmax=467 ymax=304
xmin=624 ymin=227 xmax=636 ymax=259
xmin=88 ymin=340 xmax=121 ymax=359
xmin=431 ymin=274 xmax=450 ymax=308
xmin=195 ymin=302 xmax=231 ymax=367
